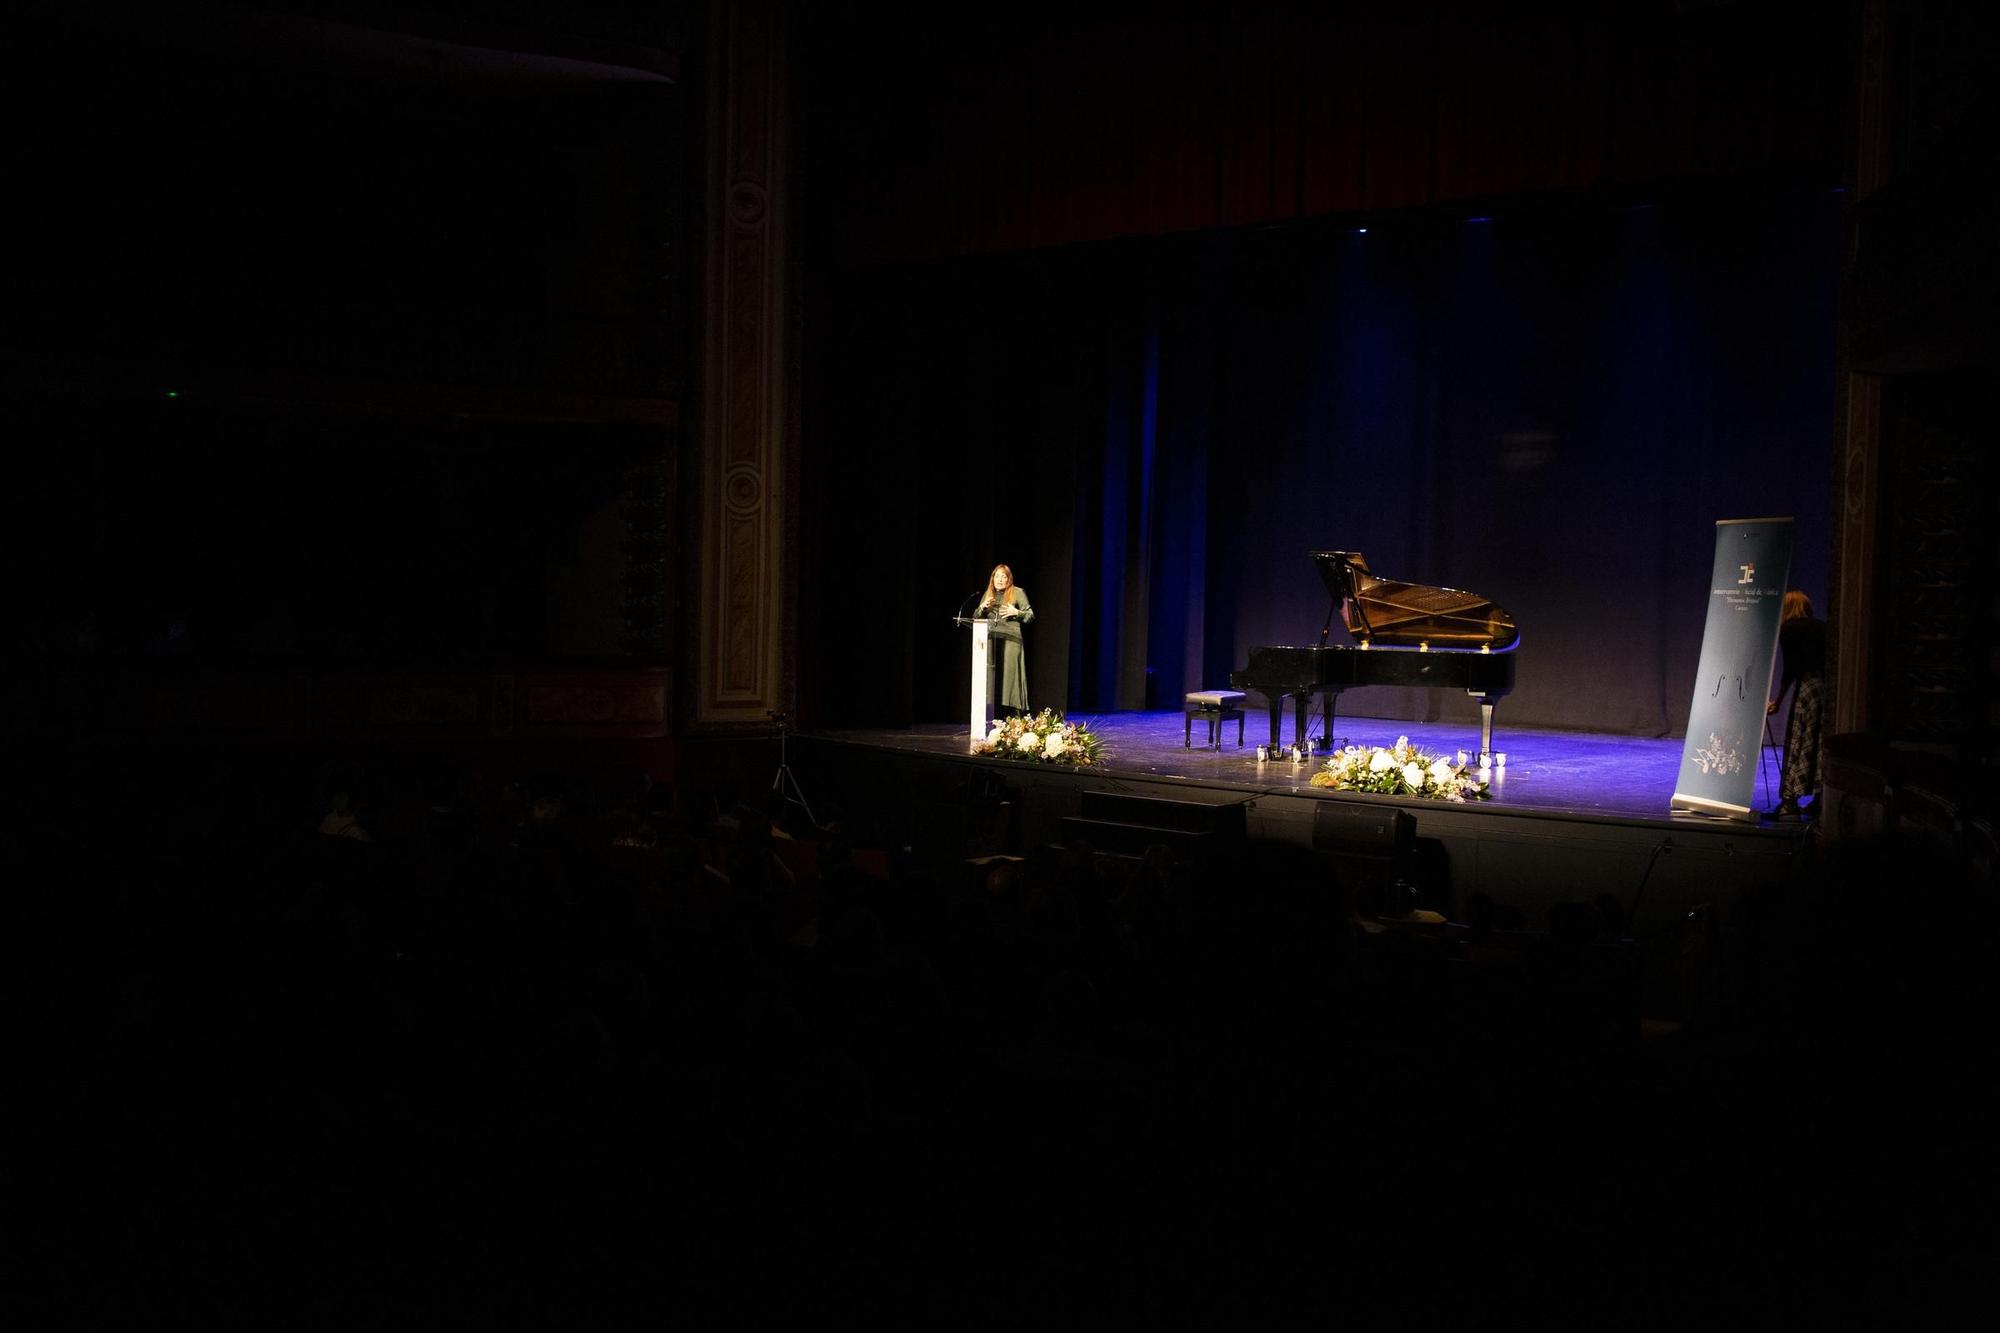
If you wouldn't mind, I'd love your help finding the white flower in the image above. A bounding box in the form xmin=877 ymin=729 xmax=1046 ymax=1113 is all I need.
xmin=1428 ymin=757 xmax=1455 ymax=786
xmin=1044 ymin=732 xmax=1067 ymax=758
xmin=1369 ymin=748 xmax=1395 ymax=773
xmin=988 ymin=722 xmax=1006 ymax=742
xmin=1403 ymin=762 xmax=1425 ymax=789
xmin=1018 ymin=731 xmax=1043 ymax=753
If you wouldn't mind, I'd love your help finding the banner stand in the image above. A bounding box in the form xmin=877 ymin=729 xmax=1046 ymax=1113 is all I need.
xmin=1670 ymin=517 xmax=1793 ymax=820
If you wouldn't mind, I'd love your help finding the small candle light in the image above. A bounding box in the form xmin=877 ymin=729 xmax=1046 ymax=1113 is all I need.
xmin=1255 ymin=744 xmax=1268 ymax=762
xmin=1495 ymin=752 xmax=1507 ymax=768
xmin=1457 ymin=749 xmax=1470 ymax=766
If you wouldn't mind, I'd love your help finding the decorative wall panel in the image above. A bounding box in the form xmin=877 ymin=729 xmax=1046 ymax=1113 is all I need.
xmin=694 ymin=0 xmax=791 ymax=728
xmin=1830 ymin=0 xmax=1890 ymax=736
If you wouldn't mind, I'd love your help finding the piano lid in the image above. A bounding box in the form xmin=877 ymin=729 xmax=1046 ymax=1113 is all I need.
xmin=1312 ymin=551 xmax=1519 ymax=652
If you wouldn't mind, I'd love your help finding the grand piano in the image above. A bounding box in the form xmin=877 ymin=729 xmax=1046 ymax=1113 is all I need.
xmin=1230 ymin=551 xmax=1519 ymax=758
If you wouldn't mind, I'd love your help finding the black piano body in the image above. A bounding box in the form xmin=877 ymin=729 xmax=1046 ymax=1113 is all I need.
xmin=1231 ymin=643 xmax=1516 ymax=755
xmin=1230 ymin=551 xmax=1520 ymax=755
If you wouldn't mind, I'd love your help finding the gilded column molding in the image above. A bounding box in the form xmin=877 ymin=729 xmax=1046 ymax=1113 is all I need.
xmin=1829 ymin=0 xmax=1888 ymax=735
xmin=695 ymin=0 xmax=791 ymax=727
xmin=1830 ymin=370 xmax=1880 ymax=735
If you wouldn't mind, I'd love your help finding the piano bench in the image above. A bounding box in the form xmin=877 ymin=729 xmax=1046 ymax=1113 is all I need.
xmin=1185 ymin=690 xmax=1247 ymax=750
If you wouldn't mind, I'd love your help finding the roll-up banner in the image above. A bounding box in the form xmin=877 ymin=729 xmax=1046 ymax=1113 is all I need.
xmin=1671 ymin=518 xmax=1793 ymax=819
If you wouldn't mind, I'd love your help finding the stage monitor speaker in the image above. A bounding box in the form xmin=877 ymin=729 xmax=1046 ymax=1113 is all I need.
xmin=1059 ymin=816 xmax=1213 ymax=859
xmin=1312 ymin=802 xmax=1413 ymax=854
xmin=1077 ymin=791 xmax=1247 ymax=840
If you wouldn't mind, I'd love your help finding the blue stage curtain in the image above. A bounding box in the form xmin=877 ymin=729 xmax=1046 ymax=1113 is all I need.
xmin=803 ymin=187 xmax=1837 ymax=736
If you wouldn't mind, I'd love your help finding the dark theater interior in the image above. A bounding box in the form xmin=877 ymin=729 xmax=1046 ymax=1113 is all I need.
xmin=11 ymin=2 xmax=1997 ymax=1327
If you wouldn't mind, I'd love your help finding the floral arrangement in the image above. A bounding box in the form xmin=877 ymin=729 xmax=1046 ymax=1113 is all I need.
xmin=976 ymin=709 xmax=1103 ymax=767
xmin=1309 ymin=736 xmax=1489 ymax=801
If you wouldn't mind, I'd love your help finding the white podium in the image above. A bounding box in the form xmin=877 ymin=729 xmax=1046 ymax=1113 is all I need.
xmin=967 ymin=618 xmax=992 ymax=746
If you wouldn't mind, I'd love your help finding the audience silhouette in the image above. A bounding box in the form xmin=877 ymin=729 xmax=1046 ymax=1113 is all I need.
xmin=15 ymin=751 xmax=1987 ymax=1329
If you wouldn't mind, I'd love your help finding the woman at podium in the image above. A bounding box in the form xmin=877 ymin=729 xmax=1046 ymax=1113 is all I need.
xmin=977 ymin=563 xmax=1035 ymax=716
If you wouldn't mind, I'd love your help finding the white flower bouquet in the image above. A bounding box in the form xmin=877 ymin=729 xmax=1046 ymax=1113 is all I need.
xmin=1309 ymin=736 xmax=1489 ymax=801
xmin=975 ymin=709 xmax=1104 ymax=767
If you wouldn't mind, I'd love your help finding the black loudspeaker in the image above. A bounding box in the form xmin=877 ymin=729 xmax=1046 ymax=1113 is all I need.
xmin=1312 ymin=802 xmax=1413 ymax=853
xmin=1077 ymin=791 xmax=1247 ymax=840
xmin=1063 ymin=791 xmax=1248 ymax=859
xmin=1058 ymin=817 xmax=1214 ymax=858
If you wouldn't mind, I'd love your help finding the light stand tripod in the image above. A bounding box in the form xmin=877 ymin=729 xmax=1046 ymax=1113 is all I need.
xmin=1761 ymin=710 xmax=1796 ymax=819
xmin=767 ymin=711 xmax=820 ymax=831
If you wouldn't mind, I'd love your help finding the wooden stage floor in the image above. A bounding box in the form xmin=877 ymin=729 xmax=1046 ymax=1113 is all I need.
xmin=812 ymin=708 xmax=1797 ymax=828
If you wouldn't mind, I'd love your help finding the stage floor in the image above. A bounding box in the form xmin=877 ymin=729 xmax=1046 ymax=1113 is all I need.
xmin=814 ymin=709 xmax=1796 ymax=826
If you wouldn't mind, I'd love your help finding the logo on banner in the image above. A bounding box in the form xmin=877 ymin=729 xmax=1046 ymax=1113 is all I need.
xmin=1738 ymin=563 xmax=1755 ymax=584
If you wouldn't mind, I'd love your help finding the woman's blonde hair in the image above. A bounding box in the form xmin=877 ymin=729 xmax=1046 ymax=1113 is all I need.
xmin=1781 ymin=589 xmax=1814 ymax=623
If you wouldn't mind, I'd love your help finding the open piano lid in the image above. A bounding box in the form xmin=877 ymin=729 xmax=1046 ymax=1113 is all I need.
xmin=1313 ymin=550 xmax=1519 ymax=652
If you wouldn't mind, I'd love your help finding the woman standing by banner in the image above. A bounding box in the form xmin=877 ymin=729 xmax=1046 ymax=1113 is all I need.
xmin=977 ymin=563 xmax=1034 ymax=717
xmin=1769 ymin=589 xmax=1826 ymax=819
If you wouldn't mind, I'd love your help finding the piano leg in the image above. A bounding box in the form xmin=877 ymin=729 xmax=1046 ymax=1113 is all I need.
xmin=1318 ymin=691 xmax=1342 ymax=751
xmin=1266 ymin=699 xmax=1285 ymax=751
xmin=1291 ymin=694 xmax=1310 ymax=751
xmin=1478 ymin=701 xmax=1496 ymax=762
